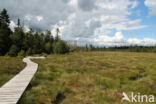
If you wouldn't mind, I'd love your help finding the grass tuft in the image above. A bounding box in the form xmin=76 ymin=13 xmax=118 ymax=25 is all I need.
xmin=18 ymin=52 xmax=156 ymax=104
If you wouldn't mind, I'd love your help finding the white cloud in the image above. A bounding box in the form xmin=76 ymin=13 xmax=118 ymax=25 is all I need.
xmin=93 ymin=32 xmax=156 ymax=46
xmin=23 ymin=25 xmax=30 ymax=32
xmin=9 ymin=21 xmax=17 ymax=31
xmin=131 ymin=1 xmax=139 ymax=9
xmin=36 ymin=16 xmax=43 ymax=21
xmin=98 ymin=19 xmax=147 ymax=31
xmin=145 ymin=0 xmax=156 ymax=15
xmin=0 ymin=0 xmax=149 ymax=46
xmin=128 ymin=38 xmax=156 ymax=46
xmin=128 ymin=38 xmax=141 ymax=45
xmin=93 ymin=32 xmax=126 ymax=46
xmin=115 ymin=32 xmax=124 ymax=40
xmin=68 ymin=0 xmax=78 ymax=8
xmin=61 ymin=0 xmax=145 ymax=41
xmin=9 ymin=20 xmax=30 ymax=32
xmin=1 ymin=0 xmax=74 ymax=31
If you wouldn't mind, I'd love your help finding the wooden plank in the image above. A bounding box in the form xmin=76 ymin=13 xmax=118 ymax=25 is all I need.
xmin=0 ymin=57 xmax=45 ymax=104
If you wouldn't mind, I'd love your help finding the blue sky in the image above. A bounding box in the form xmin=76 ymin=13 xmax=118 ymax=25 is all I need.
xmin=0 ymin=0 xmax=156 ymax=46
xmin=123 ymin=0 xmax=156 ymax=40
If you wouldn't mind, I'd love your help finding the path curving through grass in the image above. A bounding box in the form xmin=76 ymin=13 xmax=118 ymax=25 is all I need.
xmin=0 ymin=56 xmax=45 ymax=104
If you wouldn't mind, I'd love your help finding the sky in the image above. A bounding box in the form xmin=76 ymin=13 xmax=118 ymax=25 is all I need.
xmin=0 ymin=0 xmax=156 ymax=46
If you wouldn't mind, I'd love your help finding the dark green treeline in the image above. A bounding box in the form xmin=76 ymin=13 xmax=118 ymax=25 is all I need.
xmin=0 ymin=9 xmax=69 ymax=57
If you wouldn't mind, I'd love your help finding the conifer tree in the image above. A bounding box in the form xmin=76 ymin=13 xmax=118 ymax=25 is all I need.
xmin=0 ymin=9 xmax=11 ymax=55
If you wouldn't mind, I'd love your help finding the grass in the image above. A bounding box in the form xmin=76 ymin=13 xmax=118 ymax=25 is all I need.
xmin=0 ymin=56 xmax=26 ymax=87
xmin=18 ymin=51 xmax=156 ymax=104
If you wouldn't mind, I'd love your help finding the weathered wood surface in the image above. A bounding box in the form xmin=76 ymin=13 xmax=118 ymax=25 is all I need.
xmin=0 ymin=56 xmax=45 ymax=104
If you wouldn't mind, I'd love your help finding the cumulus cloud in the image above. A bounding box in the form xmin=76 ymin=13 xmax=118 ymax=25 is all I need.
xmin=9 ymin=21 xmax=17 ymax=31
xmin=68 ymin=0 xmax=78 ymax=8
xmin=145 ymin=0 xmax=156 ymax=15
xmin=9 ymin=20 xmax=30 ymax=32
xmin=94 ymin=32 xmax=156 ymax=46
xmin=0 ymin=0 xmax=150 ymax=46
xmin=128 ymin=38 xmax=156 ymax=46
xmin=0 ymin=0 xmax=73 ymax=31
xmin=93 ymin=32 xmax=126 ymax=46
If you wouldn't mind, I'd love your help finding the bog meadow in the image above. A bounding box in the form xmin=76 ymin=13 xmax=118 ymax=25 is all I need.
xmin=0 ymin=0 xmax=156 ymax=104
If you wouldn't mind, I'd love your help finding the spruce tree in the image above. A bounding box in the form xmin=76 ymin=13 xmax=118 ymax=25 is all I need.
xmin=0 ymin=9 xmax=11 ymax=55
xmin=0 ymin=9 xmax=10 ymax=25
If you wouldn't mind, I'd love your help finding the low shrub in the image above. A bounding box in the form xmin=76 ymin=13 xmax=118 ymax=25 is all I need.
xmin=54 ymin=40 xmax=69 ymax=54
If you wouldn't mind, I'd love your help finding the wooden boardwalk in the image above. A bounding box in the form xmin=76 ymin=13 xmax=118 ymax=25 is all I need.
xmin=0 ymin=56 xmax=45 ymax=104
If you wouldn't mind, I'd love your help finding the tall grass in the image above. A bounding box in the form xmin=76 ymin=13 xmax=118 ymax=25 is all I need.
xmin=0 ymin=57 xmax=25 ymax=87
xmin=19 ymin=52 xmax=156 ymax=104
